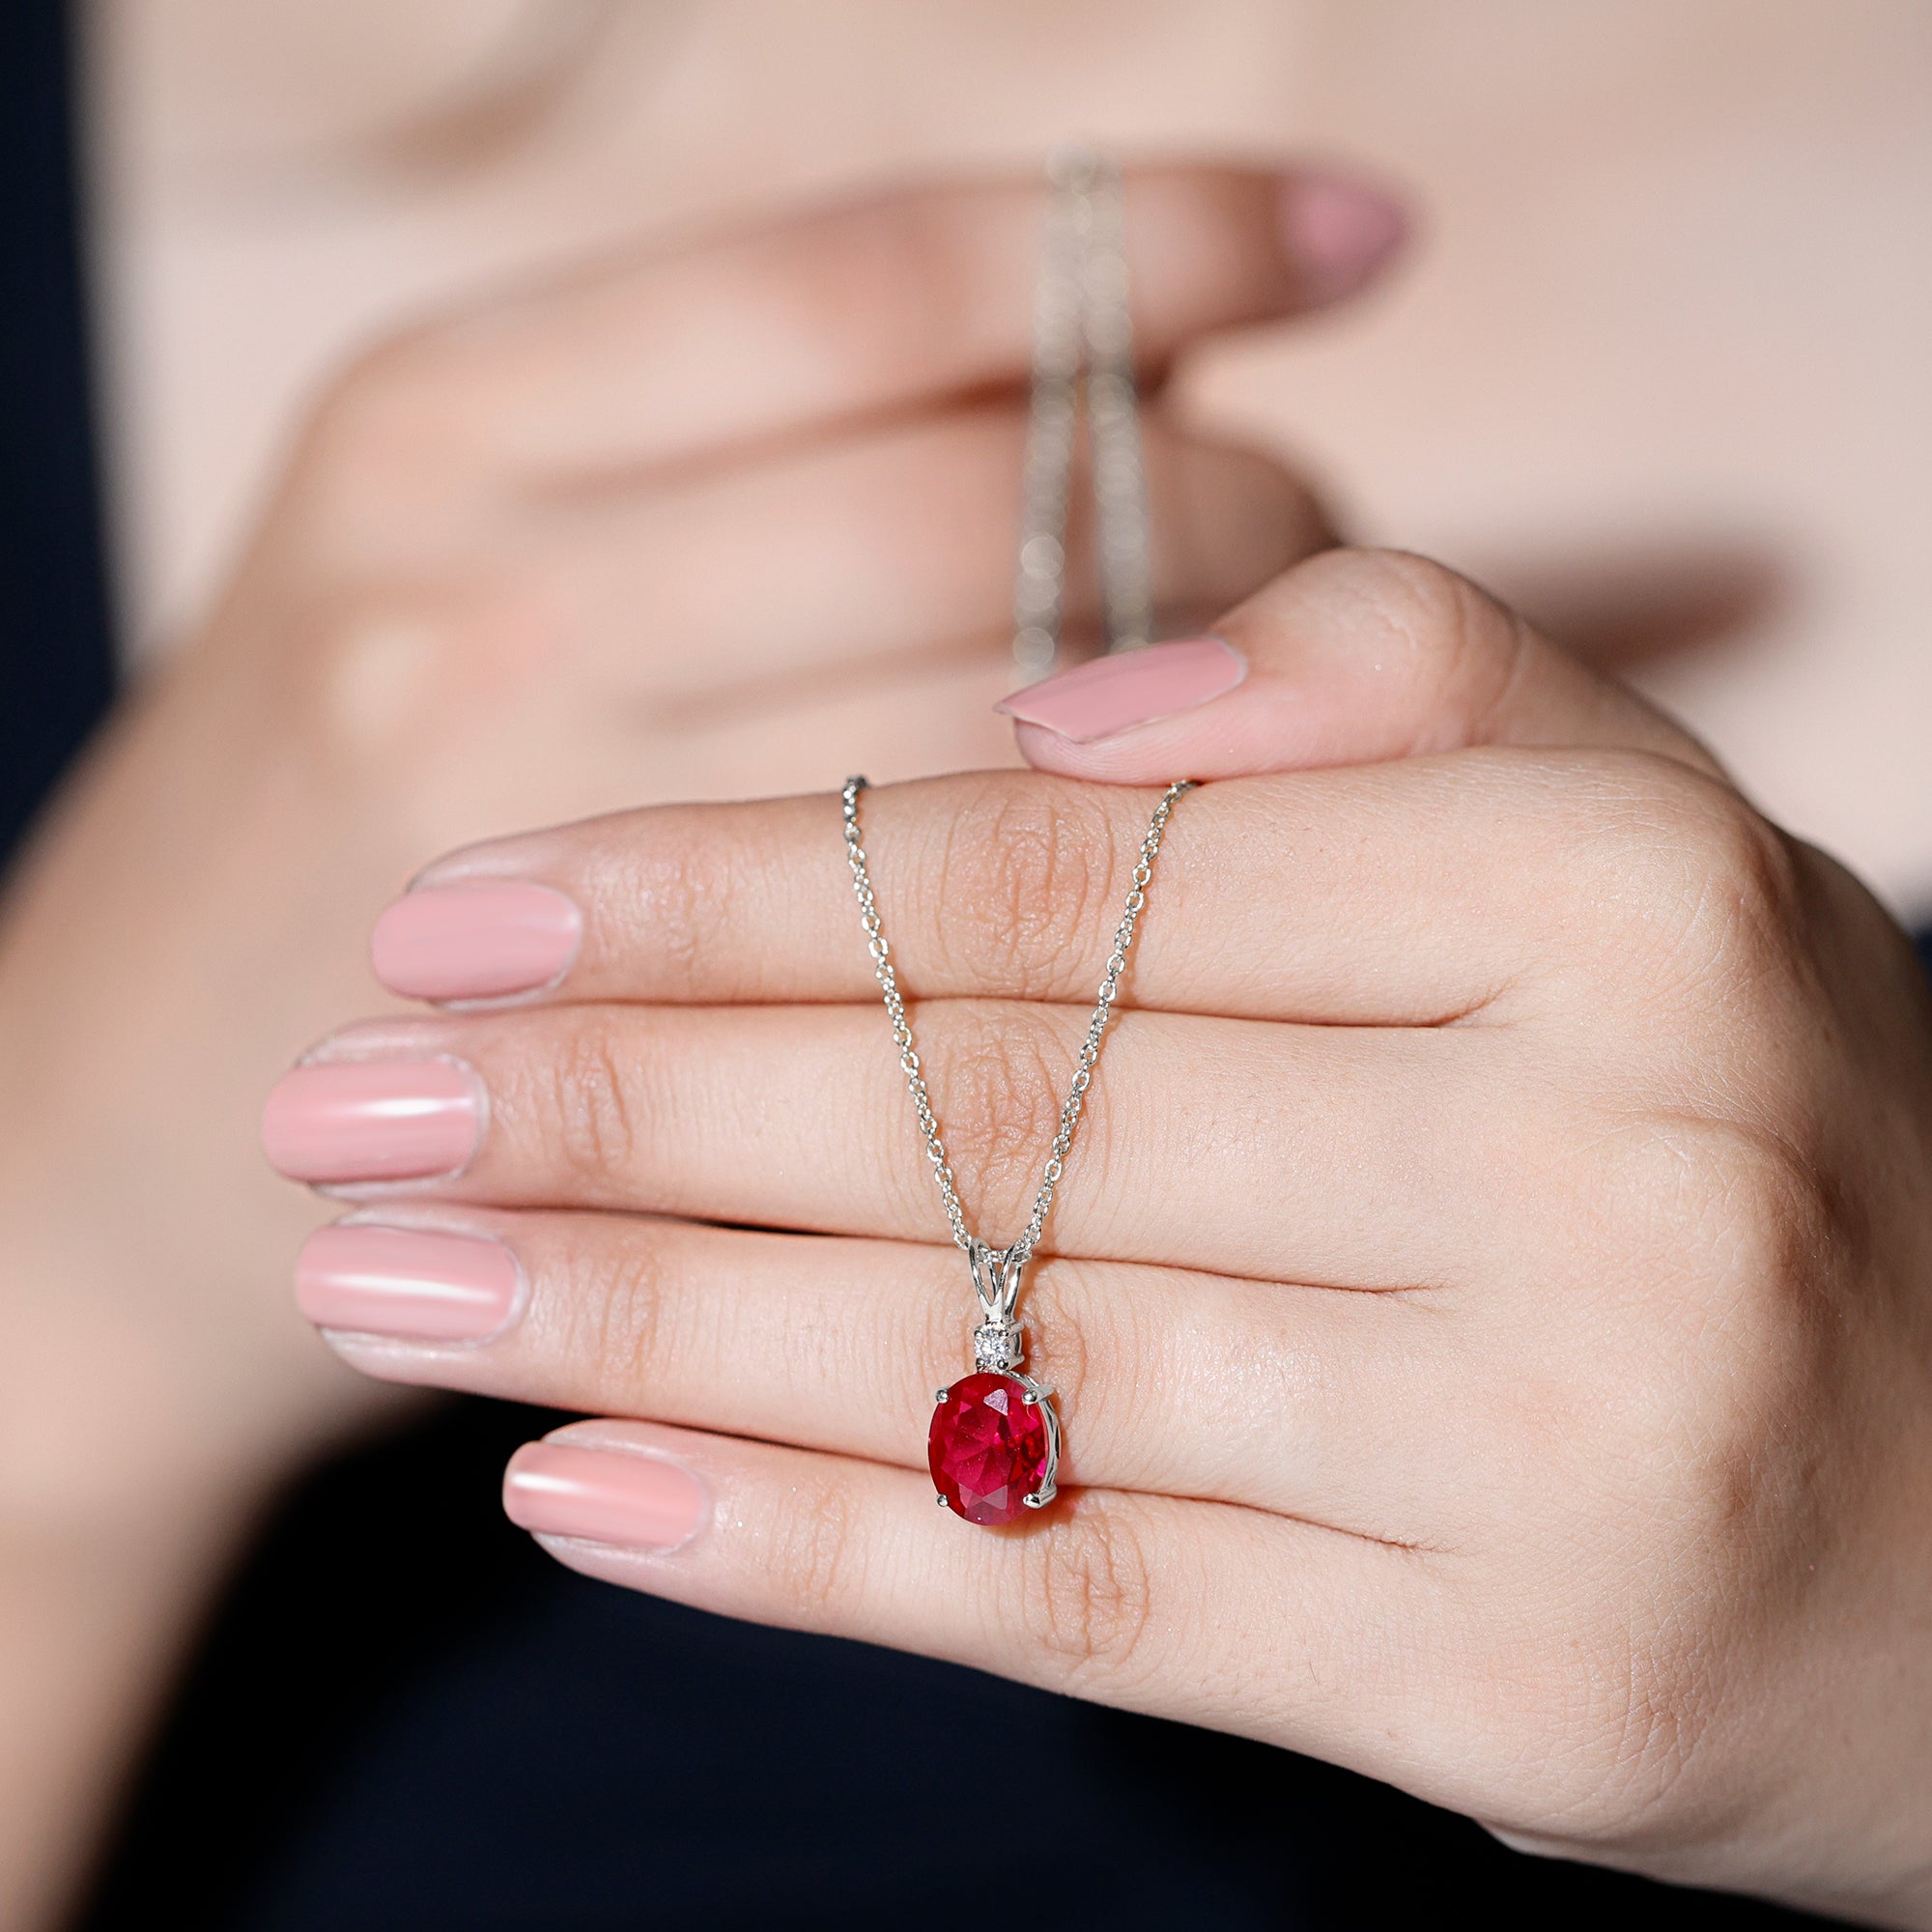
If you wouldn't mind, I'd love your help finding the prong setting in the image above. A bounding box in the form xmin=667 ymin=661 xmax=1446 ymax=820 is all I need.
xmin=929 ymin=1365 xmax=1061 ymax=1526
xmin=1009 ymin=1369 xmax=1061 ymax=1514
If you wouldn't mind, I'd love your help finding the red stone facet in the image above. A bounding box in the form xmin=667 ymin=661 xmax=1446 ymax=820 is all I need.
xmin=928 ymin=1372 xmax=1051 ymax=1525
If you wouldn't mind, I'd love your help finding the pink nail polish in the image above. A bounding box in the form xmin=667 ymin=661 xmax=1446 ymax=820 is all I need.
xmin=1278 ymin=170 xmax=1408 ymax=304
xmin=372 ymin=882 xmax=582 ymax=1004
xmin=261 ymin=1059 xmax=481 ymax=1185
xmin=298 ymin=1223 xmax=522 ymax=1341
xmin=503 ymin=1441 xmax=706 ymax=1551
xmin=995 ymin=636 xmax=1246 ymax=743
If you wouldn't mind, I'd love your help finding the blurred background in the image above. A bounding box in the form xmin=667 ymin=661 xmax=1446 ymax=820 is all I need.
xmin=90 ymin=0 xmax=1932 ymax=914
xmin=3 ymin=3 xmax=1928 ymax=1927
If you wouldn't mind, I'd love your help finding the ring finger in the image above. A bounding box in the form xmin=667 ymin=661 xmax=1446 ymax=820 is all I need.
xmin=297 ymin=1206 xmax=1467 ymax=1541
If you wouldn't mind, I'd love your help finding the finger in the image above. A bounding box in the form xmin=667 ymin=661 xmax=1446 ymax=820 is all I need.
xmin=377 ymin=750 xmax=1735 ymax=1025
xmin=543 ymin=405 xmax=1328 ymax=703
xmin=498 ymin=1417 xmax=1431 ymax=1776
xmin=328 ymin=163 xmax=1406 ymax=485
xmin=998 ymin=548 xmax=1727 ymax=783
xmin=300 ymin=1208 xmax=1459 ymax=1540
xmin=265 ymin=1003 xmax=1508 ymax=1288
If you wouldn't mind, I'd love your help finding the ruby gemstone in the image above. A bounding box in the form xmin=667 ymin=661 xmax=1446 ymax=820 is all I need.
xmin=929 ymin=1371 xmax=1050 ymax=1526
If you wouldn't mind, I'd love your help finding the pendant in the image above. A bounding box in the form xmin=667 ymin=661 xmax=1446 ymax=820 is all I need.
xmin=927 ymin=1242 xmax=1061 ymax=1525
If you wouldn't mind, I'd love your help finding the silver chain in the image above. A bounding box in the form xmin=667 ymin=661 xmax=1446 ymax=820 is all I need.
xmin=841 ymin=775 xmax=1192 ymax=1279
xmin=840 ymin=147 xmax=1185 ymax=1361
xmin=1010 ymin=148 xmax=1151 ymax=684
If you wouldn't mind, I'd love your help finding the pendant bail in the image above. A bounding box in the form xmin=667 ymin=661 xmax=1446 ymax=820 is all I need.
xmin=967 ymin=1238 xmax=1026 ymax=1372
xmin=967 ymin=1237 xmax=1023 ymax=1324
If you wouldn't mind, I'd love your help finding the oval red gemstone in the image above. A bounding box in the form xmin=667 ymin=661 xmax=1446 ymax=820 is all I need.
xmin=929 ymin=1372 xmax=1051 ymax=1526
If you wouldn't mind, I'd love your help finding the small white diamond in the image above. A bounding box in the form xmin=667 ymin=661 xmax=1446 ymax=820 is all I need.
xmin=973 ymin=1322 xmax=1022 ymax=1371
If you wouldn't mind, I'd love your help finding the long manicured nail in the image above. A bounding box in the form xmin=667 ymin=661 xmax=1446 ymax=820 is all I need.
xmin=372 ymin=881 xmax=582 ymax=1004
xmin=262 ymin=1059 xmax=481 ymax=1185
xmin=1279 ymin=169 xmax=1408 ymax=304
xmin=298 ymin=1223 xmax=521 ymax=1341
xmin=503 ymin=1441 xmax=706 ymax=1552
xmin=995 ymin=636 xmax=1246 ymax=742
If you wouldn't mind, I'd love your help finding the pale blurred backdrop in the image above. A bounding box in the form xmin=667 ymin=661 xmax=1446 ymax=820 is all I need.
xmin=85 ymin=0 xmax=1932 ymax=913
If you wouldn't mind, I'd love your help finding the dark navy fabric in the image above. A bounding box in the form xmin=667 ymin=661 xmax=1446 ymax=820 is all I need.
xmin=5 ymin=6 xmax=1898 ymax=1924
xmin=77 ymin=1401 xmax=1839 ymax=1932
xmin=0 ymin=0 xmax=115 ymax=865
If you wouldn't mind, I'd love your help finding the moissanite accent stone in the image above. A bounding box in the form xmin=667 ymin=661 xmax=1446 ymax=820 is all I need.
xmin=928 ymin=1372 xmax=1051 ymax=1526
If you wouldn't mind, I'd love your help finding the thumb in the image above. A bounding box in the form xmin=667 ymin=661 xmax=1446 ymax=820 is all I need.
xmin=997 ymin=548 xmax=1723 ymax=783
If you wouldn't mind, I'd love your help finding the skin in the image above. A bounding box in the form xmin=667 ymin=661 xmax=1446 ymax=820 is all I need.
xmin=44 ymin=0 xmax=1926 ymax=1917
xmin=95 ymin=0 xmax=1932 ymax=908
xmin=295 ymin=553 xmax=1932 ymax=1924
xmin=0 ymin=169 xmax=1345 ymax=1931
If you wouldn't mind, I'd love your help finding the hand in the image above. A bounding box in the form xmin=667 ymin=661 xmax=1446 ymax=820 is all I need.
xmin=0 ymin=166 xmax=1378 ymax=1932
xmin=1 ymin=165 xmax=1343 ymax=1512
xmin=273 ymin=549 xmax=1932 ymax=1924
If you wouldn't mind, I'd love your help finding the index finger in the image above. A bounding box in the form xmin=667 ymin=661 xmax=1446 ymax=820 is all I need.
xmin=335 ymin=163 xmax=1403 ymax=484
xmin=370 ymin=753 xmax=1715 ymax=1027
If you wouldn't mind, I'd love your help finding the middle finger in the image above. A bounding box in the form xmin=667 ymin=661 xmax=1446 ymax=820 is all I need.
xmin=265 ymin=1000 xmax=1514 ymax=1287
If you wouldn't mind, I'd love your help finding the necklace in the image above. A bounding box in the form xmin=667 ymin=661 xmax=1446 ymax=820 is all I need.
xmin=840 ymin=775 xmax=1190 ymax=1523
xmin=840 ymin=151 xmax=1193 ymax=1527
xmin=1011 ymin=147 xmax=1151 ymax=685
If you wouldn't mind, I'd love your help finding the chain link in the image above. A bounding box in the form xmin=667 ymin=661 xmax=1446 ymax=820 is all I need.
xmin=841 ymin=776 xmax=1193 ymax=1277
xmin=843 ymin=147 xmax=1181 ymax=1342
xmin=1010 ymin=148 xmax=1151 ymax=684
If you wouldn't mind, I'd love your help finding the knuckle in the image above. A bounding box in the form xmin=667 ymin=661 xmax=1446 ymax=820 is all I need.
xmin=1693 ymin=1124 xmax=1846 ymax=1317
xmin=910 ymin=1255 xmax=969 ymax=1391
xmin=709 ymin=196 xmax=967 ymax=409
xmin=759 ymin=1465 xmax=861 ymax=1618
xmin=287 ymin=585 xmax=473 ymax=755
xmin=302 ymin=324 xmax=472 ymax=505
xmin=1293 ymin=548 xmax=1526 ymax=742
xmin=1582 ymin=1120 xmax=1844 ymax=1571
xmin=525 ymin=1014 xmax=643 ymax=1195
xmin=1600 ymin=1118 xmax=1841 ymax=1417
xmin=1564 ymin=759 xmax=1808 ymax=1000
xmin=1022 ymin=1261 xmax=1100 ymax=1406
xmin=933 ymin=777 xmax=1121 ymax=997
xmin=926 ymin=1004 xmax=1075 ymax=1218
xmin=1504 ymin=1620 xmax=1716 ymax=1848
xmin=566 ymin=1237 xmax=669 ymax=1395
xmin=279 ymin=578 xmax=568 ymax=844
xmin=1021 ymin=1263 xmax=1144 ymax=1469
xmin=1147 ymin=430 xmax=1331 ymax=603
xmin=609 ymin=810 xmax=739 ymax=996
xmin=1013 ymin=1500 xmax=1162 ymax=1689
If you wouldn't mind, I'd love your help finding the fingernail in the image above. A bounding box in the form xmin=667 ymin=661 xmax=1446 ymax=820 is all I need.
xmin=372 ymin=881 xmax=582 ymax=1004
xmin=1279 ymin=169 xmax=1408 ymax=304
xmin=503 ymin=1441 xmax=706 ymax=1553
xmin=297 ymin=1223 xmax=522 ymax=1342
xmin=261 ymin=1059 xmax=481 ymax=1185
xmin=995 ymin=636 xmax=1246 ymax=742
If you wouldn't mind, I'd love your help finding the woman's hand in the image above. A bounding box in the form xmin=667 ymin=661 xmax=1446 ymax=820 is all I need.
xmin=272 ymin=550 xmax=1932 ymax=1924
xmin=0 ymin=166 xmax=1382 ymax=1931
xmin=3 ymin=162 xmax=1342 ymax=1505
